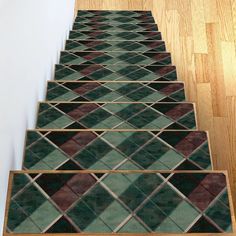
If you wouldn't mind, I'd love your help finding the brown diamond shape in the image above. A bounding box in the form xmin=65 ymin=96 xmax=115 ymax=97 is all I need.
xmin=67 ymin=173 xmax=97 ymax=195
xmin=60 ymin=140 xmax=81 ymax=156
xmin=52 ymin=185 xmax=78 ymax=211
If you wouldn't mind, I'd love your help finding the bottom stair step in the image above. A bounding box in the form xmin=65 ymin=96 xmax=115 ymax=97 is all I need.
xmin=4 ymin=171 xmax=234 ymax=234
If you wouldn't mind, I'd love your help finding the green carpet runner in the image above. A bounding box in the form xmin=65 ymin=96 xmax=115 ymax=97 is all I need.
xmin=3 ymin=10 xmax=234 ymax=234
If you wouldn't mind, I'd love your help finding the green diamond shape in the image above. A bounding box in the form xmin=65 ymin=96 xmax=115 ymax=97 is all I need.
xmin=30 ymin=161 xmax=51 ymax=170
xmin=96 ymin=115 xmax=123 ymax=129
xmin=11 ymin=174 xmax=30 ymax=197
xmin=206 ymin=200 xmax=232 ymax=231
xmin=103 ymin=103 xmax=130 ymax=113
xmin=14 ymin=218 xmax=40 ymax=233
xmin=134 ymin=174 xmax=163 ymax=195
xmin=151 ymin=184 xmax=183 ymax=215
xmin=49 ymin=115 xmax=74 ymax=128
xmin=30 ymin=200 xmax=61 ymax=231
xmin=82 ymin=184 xmax=114 ymax=215
xmin=100 ymin=150 xmax=125 ymax=169
xmin=136 ymin=200 xmax=167 ymax=231
xmin=169 ymin=201 xmax=200 ymax=231
xmin=103 ymin=174 xmax=131 ymax=196
xmin=99 ymin=201 xmax=129 ymax=230
xmin=30 ymin=139 xmax=55 ymax=159
xmin=67 ymin=200 xmax=97 ymax=230
xmin=42 ymin=149 xmax=68 ymax=169
xmin=102 ymin=132 xmax=128 ymax=146
xmin=158 ymin=150 xmax=184 ymax=169
xmin=118 ymin=217 xmax=148 ymax=232
xmin=118 ymin=160 xmax=140 ymax=170
xmin=14 ymin=184 xmax=46 ymax=215
xmin=97 ymin=91 xmax=121 ymax=101
xmin=7 ymin=201 xmax=28 ymax=231
xmin=155 ymin=217 xmax=183 ymax=233
xmin=84 ymin=218 xmax=112 ymax=232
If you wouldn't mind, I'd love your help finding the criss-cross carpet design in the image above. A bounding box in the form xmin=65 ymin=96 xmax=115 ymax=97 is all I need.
xmin=65 ymin=40 xmax=166 ymax=52
xmin=23 ymin=130 xmax=211 ymax=171
xmin=46 ymin=81 xmax=185 ymax=102
xmin=55 ymin=64 xmax=177 ymax=81
xmin=4 ymin=10 xmax=234 ymax=235
xmin=8 ymin=172 xmax=231 ymax=233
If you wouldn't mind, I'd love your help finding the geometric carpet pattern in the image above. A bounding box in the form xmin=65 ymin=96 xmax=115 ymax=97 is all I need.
xmin=36 ymin=102 xmax=196 ymax=130
xmin=77 ymin=10 xmax=153 ymax=17
xmin=46 ymin=81 xmax=185 ymax=102
xmin=23 ymin=130 xmax=212 ymax=171
xmin=4 ymin=9 xmax=234 ymax=234
xmin=55 ymin=64 xmax=178 ymax=81
xmin=59 ymin=51 xmax=171 ymax=65
xmin=65 ymin=40 xmax=166 ymax=52
xmin=72 ymin=23 xmax=158 ymax=31
xmin=75 ymin=16 xmax=155 ymax=24
xmin=69 ymin=31 xmax=162 ymax=41
xmin=7 ymin=172 xmax=232 ymax=233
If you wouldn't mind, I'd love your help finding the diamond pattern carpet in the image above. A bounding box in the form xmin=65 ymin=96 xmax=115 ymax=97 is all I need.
xmin=8 ymin=172 xmax=231 ymax=233
xmin=3 ymin=10 xmax=234 ymax=235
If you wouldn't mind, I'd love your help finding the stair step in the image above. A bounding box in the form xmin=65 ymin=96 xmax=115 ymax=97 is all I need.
xmin=55 ymin=64 xmax=177 ymax=81
xmin=60 ymin=51 xmax=171 ymax=65
xmin=46 ymin=81 xmax=185 ymax=102
xmin=24 ymin=130 xmax=211 ymax=171
xmin=36 ymin=102 xmax=196 ymax=130
xmin=69 ymin=31 xmax=162 ymax=41
xmin=77 ymin=10 xmax=153 ymax=18
xmin=65 ymin=40 xmax=165 ymax=52
xmin=5 ymin=171 xmax=233 ymax=233
xmin=75 ymin=16 xmax=155 ymax=24
xmin=73 ymin=23 xmax=158 ymax=32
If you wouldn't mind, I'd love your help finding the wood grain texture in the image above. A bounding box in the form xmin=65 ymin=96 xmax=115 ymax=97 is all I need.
xmin=151 ymin=0 xmax=236 ymax=213
xmin=75 ymin=0 xmax=236 ymax=217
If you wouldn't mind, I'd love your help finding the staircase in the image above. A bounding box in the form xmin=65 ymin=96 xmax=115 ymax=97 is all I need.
xmin=3 ymin=10 xmax=235 ymax=234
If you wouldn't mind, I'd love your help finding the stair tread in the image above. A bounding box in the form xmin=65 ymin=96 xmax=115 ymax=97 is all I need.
xmin=73 ymin=23 xmax=158 ymax=31
xmin=69 ymin=30 xmax=162 ymax=41
xmin=55 ymin=64 xmax=177 ymax=81
xmin=59 ymin=51 xmax=171 ymax=66
xmin=24 ymin=129 xmax=211 ymax=171
xmin=5 ymin=171 xmax=233 ymax=233
xmin=65 ymin=39 xmax=165 ymax=52
xmin=36 ymin=102 xmax=196 ymax=130
xmin=46 ymin=81 xmax=185 ymax=102
xmin=75 ymin=16 xmax=155 ymax=24
xmin=77 ymin=10 xmax=152 ymax=16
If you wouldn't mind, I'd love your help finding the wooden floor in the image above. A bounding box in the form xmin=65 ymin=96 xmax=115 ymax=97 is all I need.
xmin=75 ymin=0 xmax=236 ymax=209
